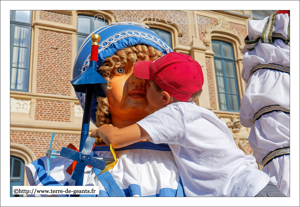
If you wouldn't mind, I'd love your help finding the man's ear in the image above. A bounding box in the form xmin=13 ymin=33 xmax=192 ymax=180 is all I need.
xmin=161 ymin=91 xmax=172 ymax=105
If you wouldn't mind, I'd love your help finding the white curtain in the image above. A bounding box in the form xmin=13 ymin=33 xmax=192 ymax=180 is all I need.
xmin=11 ymin=25 xmax=29 ymax=90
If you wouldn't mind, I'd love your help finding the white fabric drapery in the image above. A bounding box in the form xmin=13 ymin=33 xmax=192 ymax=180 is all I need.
xmin=240 ymin=13 xmax=290 ymax=196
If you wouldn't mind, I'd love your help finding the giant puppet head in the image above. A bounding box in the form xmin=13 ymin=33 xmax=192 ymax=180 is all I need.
xmin=73 ymin=23 xmax=172 ymax=142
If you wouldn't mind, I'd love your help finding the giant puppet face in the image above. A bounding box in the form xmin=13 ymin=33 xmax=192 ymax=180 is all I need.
xmin=73 ymin=23 xmax=172 ymax=138
xmin=96 ymin=45 xmax=163 ymax=128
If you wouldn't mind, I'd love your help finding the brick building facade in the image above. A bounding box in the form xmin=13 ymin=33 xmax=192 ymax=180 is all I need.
xmin=10 ymin=10 xmax=274 ymax=190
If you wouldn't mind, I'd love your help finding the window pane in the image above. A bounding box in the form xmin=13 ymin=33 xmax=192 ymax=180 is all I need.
xmin=77 ymin=36 xmax=86 ymax=52
xmin=10 ymin=13 xmax=31 ymax=92
xmin=93 ymin=18 xmax=107 ymax=30
xmin=15 ymin=11 xmax=31 ymax=23
xmin=229 ymin=95 xmax=239 ymax=111
xmin=216 ymin=76 xmax=225 ymax=93
xmin=225 ymin=61 xmax=235 ymax=78
xmin=17 ymin=69 xmax=29 ymax=90
xmin=212 ymin=42 xmax=221 ymax=56
xmin=10 ymin=158 xmax=12 ymax=177
xmin=78 ymin=17 xmax=90 ymax=34
xmin=13 ymin=26 xmax=30 ymax=47
xmin=227 ymin=78 xmax=237 ymax=94
xmin=149 ymin=28 xmax=172 ymax=48
xmin=11 ymin=68 xmax=29 ymax=90
xmin=213 ymin=41 xmax=239 ymax=111
xmin=10 ymin=68 xmax=17 ymax=89
xmin=222 ymin=44 xmax=233 ymax=58
xmin=218 ymin=93 xmax=227 ymax=110
xmin=214 ymin=60 xmax=223 ymax=76
xmin=12 ymin=47 xmax=29 ymax=68
xmin=13 ymin=159 xmax=21 ymax=177
xmin=157 ymin=30 xmax=172 ymax=48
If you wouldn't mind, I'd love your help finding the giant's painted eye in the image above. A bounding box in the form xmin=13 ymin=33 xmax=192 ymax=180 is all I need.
xmin=117 ymin=67 xmax=125 ymax=74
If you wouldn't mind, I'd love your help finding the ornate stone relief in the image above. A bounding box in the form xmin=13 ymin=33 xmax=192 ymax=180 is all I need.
xmin=202 ymin=15 xmax=242 ymax=49
xmin=219 ymin=114 xmax=252 ymax=155
xmin=112 ymin=10 xmax=190 ymax=46
xmin=10 ymin=98 xmax=31 ymax=113
xmin=226 ymin=115 xmax=242 ymax=134
xmin=74 ymin=104 xmax=84 ymax=117
xmin=238 ymin=137 xmax=253 ymax=155
xmin=220 ymin=117 xmax=232 ymax=125
xmin=220 ymin=115 xmax=241 ymax=131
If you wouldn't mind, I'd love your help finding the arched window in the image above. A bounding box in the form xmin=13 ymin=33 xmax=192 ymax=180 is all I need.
xmin=212 ymin=40 xmax=240 ymax=112
xmin=10 ymin=10 xmax=32 ymax=92
xmin=77 ymin=15 xmax=108 ymax=52
xmin=10 ymin=156 xmax=25 ymax=197
xmin=148 ymin=28 xmax=172 ymax=48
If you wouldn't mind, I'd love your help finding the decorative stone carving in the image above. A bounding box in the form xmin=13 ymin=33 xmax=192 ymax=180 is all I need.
xmin=219 ymin=114 xmax=252 ymax=154
xmin=238 ymin=138 xmax=253 ymax=155
xmin=202 ymin=15 xmax=240 ymax=47
xmin=220 ymin=115 xmax=242 ymax=132
xmin=112 ymin=10 xmax=189 ymax=46
xmin=10 ymin=98 xmax=31 ymax=113
xmin=190 ymin=36 xmax=207 ymax=51
xmin=230 ymin=115 xmax=242 ymax=133
xmin=74 ymin=104 xmax=84 ymax=117
xmin=220 ymin=117 xmax=232 ymax=125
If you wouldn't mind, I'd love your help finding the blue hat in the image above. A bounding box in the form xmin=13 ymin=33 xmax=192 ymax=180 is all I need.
xmin=73 ymin=23 xmax=173 ymax=124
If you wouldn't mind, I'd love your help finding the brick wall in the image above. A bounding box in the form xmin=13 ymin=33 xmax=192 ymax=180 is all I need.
xmin=11 ymin=131 xmax=80 ymax=159
xmin=11 ymin=10 xmax=252 ymax=164
xmin=35 ymin=100 xmax=71 ymax=122
xmin=197 ymin=15 xmax=216 ymax=48
xmin=36 ymin=29 xmax=72 ymax=96
xmin=40 ymin=11 xmax=72 ymax=25
xmin=230 ymin=23 xmax=247 ymax=43
xmin=112 ymin=10 xmax=190 ymax=46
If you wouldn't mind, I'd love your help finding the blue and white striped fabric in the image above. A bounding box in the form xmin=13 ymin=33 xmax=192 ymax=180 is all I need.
xmin=26 ymin=142 xmax=184 ymax=197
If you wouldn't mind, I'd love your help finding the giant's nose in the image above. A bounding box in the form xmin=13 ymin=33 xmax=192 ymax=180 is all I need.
xmin=129 ymin=73 xmax=146 ymax=86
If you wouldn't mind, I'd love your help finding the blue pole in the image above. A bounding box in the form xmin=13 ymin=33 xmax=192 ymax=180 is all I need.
xmin=79 ymin=85 xmax=94 ymax=151
xmin=76 ymin=84 xmax=94 ymax=187
xmin=70 ymin=34 xmax=104 ymax=186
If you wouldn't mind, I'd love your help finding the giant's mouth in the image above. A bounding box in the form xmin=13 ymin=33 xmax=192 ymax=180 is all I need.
xmin=128 ymin=89 xmax=146 ymax=100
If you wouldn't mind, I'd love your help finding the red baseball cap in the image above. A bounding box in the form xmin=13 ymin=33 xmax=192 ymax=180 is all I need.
xmin=133 ymin=52 xmax=204 ymax=102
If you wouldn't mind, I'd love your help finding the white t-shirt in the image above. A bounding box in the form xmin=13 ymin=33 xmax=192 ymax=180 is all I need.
xmin=137 ymin=102 xmax=270 ymax=196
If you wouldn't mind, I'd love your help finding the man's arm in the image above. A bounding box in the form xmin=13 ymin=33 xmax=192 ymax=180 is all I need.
xmin=90 ymin=124 xmax=150 ymax=148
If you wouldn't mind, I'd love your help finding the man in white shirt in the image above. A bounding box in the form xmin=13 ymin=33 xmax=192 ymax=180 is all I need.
xmin=92 ymin=52 xmax=285 ymax=196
